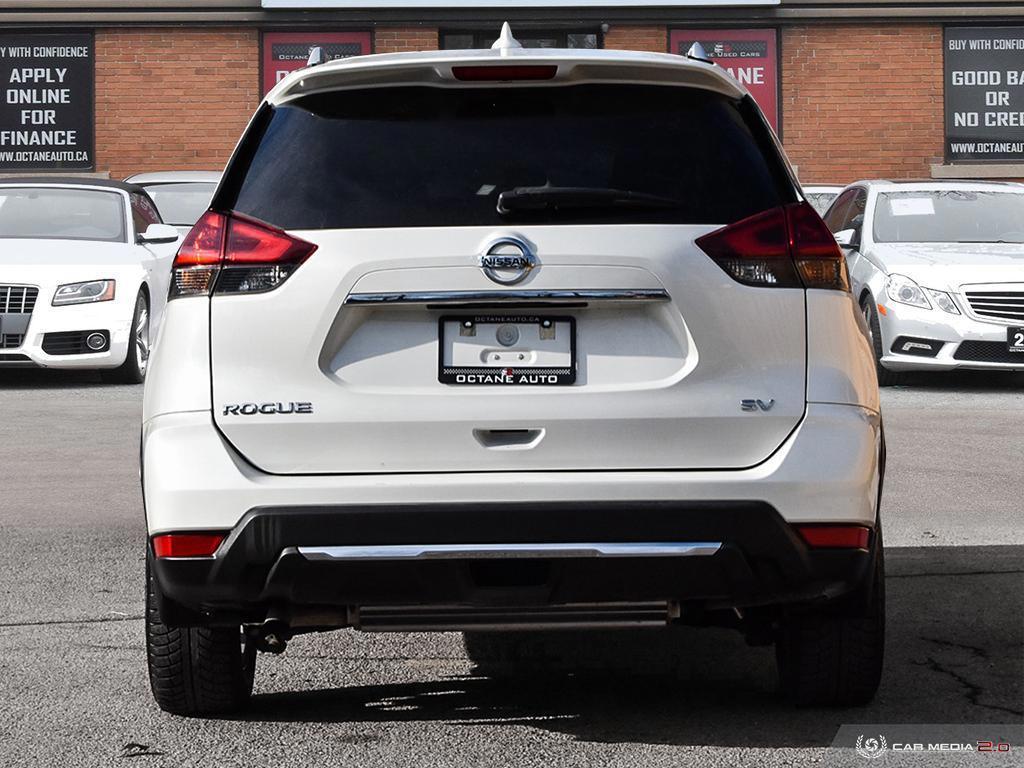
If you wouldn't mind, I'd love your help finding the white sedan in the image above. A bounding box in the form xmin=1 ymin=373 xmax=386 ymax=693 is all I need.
xmin=0 ymin=178 xmax=180 ymax=382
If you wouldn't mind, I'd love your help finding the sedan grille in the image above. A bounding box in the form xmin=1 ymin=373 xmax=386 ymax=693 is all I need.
xmin=0 ymin=285 xmax=38 ymax=314
xmin=963 ymin=290 xmax=1024 ymax=322
xmin=0 ymin=334 xmax=24 ymax=349
xmin=954 ymin=341 xmax=1024 ymax=365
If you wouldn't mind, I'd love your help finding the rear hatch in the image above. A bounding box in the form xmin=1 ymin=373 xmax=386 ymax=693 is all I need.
xmin=203 ymin=53 xmax=809 ymax=474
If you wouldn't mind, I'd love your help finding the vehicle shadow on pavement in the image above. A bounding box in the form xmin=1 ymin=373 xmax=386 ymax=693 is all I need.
xmin=0 ymin=368 xmax=115 ymax=389
xmin=885 ymin=369 xmax=1024 ymax=390
xmin=244 ymin=545 xmax=1023 ymax=747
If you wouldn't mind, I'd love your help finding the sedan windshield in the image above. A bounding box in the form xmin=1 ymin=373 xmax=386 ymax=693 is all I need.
xmin=873 ymin=190 xmax=1024 ymax=244
xmin=142 ymin=182 xmax=216 ymax=227
xmin=805 ymin=192 xmax=838 ymax=216
xmin=0 ymin=187 xmax=126 ymax=243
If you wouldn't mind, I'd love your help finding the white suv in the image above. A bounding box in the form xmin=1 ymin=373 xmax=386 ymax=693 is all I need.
xmin=142 ymin=36 xmax=884 ymax=716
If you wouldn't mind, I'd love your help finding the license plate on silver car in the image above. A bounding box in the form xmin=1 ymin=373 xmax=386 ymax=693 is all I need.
xmin=438 ymin=315 xmax=576 ymax=386
xmin=1009 ymin=327 xmax=1024 ymax=353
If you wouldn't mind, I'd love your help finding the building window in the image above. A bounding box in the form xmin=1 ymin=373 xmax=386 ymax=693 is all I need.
xmin=440 ymin=31 xmax=599 ymax=50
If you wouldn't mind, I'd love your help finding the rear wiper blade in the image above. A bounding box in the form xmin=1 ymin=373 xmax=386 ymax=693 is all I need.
xmin=497 ymin=186 xmax=683 ymax=215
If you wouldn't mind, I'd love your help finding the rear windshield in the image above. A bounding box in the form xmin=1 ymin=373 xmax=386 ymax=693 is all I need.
xmin=0 ymin=187 xmax=126 ymax=242
xmin=873 ymin=190 xmax=1024 ymax=244
xmin=142 ymin=182 xmax=216 ymax=226
xmin=222 ymin=84 xmax=789 ymax=229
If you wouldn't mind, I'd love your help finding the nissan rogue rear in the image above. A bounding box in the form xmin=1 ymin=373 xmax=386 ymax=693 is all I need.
xmin=142 ymin=35 xmax=884 ymax=716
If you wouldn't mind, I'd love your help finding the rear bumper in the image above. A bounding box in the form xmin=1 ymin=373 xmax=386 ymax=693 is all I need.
xmin=143 ymin=402 xmax=882 ymax=533
xmin=151 ymin=502 xmax=879 ymax=626
xmin=143 ymin=401 xmax=883 ymax=626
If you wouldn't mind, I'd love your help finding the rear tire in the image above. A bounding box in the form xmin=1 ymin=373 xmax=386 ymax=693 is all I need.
xmin=102 ymin=290 xmax=150 ymax=384
xmin=145 ymin=555 xmax=256 ymax=716
xmin=775 ymin=535 xmax=885 ymax=707
xmin=862 ymin=297 xmax=904 ymax=387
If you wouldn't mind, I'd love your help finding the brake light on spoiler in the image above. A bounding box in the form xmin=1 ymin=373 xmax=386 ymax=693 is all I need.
xmin=451 ymin=65 xmax=558 ymax=82
xmin=170 ymin=211 xmax=318 ymax=298
xmin=696 ymin=201 xmax=850 ymax=291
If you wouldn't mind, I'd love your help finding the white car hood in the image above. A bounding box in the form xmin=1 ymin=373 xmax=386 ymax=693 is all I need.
xmin=872 ymin=242 xmax=1024 ymax=290
xmin=0 ymin=238 xmax=142 ymax=285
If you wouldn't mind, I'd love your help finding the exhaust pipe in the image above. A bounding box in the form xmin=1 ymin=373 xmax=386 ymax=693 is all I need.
xmin=248 ymin=618 xmax=292 ymax=654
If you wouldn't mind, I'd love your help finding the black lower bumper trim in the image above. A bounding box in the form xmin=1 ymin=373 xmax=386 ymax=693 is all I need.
xmin=150 ymin=501 xmax=877 ymax=626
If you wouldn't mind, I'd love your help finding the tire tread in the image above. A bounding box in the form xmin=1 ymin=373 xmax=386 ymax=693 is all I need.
xmin=145 ymin=557 xmax=254 ymax=716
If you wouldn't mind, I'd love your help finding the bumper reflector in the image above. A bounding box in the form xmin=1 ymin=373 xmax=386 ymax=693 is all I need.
xmin=795 ymin=525 xmax=871 ymax=549
xmin=152 ymin=532 xmax=227 ymax=558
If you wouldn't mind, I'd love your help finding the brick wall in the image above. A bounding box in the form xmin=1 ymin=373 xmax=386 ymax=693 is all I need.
xmin=374 ymin=27 xmax=438 ymax=53
xmin=95 ymin=29 xmax=259 ymax=179
xmin=88 ymin=23 xmax=948 ymax=182
xmin=603 ymin=25 xmax=666 ymax=53
xmin=781 ymin=25 xmax=944 ymax=182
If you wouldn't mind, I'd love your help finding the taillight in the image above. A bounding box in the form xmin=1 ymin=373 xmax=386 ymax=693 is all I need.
xmin=787 ymin=202 xmax=851 ymax=291
xmin=696 ymin=201 xmax=850 ymax=291
xmin=171 ymin=211 xmax=226 ymax=297
xmin=152 ymin=532 xmax=227 ymax=558
xmin=451 ymin=65 xmax=558 ymax=81
xmin=170 ymin=211 xmax=317 ymax=299
xmin=795 ymin=525 xmax=871 ymax=549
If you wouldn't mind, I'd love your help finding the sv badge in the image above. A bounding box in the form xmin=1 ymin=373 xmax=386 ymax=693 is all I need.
xmin=741 ymin=399 xmax=776 ymax=412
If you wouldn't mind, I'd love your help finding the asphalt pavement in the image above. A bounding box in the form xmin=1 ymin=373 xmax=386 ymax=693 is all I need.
xmin=0 ymin=367 xmax=1021 ymax=767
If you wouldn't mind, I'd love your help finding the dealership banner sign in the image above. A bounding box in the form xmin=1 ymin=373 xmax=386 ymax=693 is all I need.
xmin=670 ymin=29 xmax=779 ymax=130
xmin=262 ymin=32 xmax=371 ymax=92
xmin=945 ymin=26 xmax=1024 ymax=162
xmin=0 ymin=33 xmax=94 ymax=171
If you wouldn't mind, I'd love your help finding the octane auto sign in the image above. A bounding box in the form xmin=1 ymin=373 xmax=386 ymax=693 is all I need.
xmin=262 ymin=32 xmax=371 ymax=93
xmin=670 ymin=29 xmax=779 ymax=130
xmin=945 ymin=26 xmax=1024 ymax=162
xmin=0 ymin=33 xmax=94 ymax=171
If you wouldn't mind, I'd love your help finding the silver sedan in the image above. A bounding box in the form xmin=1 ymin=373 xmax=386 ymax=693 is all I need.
xmin=824 ymin=180 xmax=1024 ymax=385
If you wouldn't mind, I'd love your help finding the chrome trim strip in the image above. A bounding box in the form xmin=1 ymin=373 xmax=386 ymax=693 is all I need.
xmin=298 ymin=542 xmax=721 ymax=561
xmin=343 ymin=289 xmax=670 ymax=306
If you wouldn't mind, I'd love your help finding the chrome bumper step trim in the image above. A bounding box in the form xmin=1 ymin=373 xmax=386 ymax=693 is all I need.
xmin=298 ymin=541 xmax=722 ymax=561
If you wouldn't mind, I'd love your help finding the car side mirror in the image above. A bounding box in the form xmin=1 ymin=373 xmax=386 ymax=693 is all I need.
xmin=138 ymin=223 xmax=180 ymax=245
xmin=834 ymin=229 xmax=860 ymax=249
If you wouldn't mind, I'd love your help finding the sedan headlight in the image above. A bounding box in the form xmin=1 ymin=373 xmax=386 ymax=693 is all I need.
xmin=925 ymin=288 xmax=961 ymax=315
xmin=885 ymin=274 xmax=930 ymax=309
xmin=52 ymin=279 xmax=115 ymax=306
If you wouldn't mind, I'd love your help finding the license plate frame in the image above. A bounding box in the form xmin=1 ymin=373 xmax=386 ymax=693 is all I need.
xmin=1008 ymin=327 xmax=1024 ymax=353
xmin=438 ymin=314 xmax=576 ymax=386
